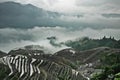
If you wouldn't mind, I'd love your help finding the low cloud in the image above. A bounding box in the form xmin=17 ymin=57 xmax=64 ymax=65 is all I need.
xmin=0 ymin=27 xmax=120 ymax=53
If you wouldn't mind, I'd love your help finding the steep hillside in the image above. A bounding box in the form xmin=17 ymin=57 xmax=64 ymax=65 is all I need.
xmin=64 ymin=37 xmax=120 ymax=51
xmin=0 ymin=2 xmax=61 ymax=28
xmin=0 ymin=45 xmax=87 ymax=80
xmin=0 ymin=50 xmax=7 ymax=58
xmin=0 ymin=44 xmax=120 ymax=80
xmin=55 ymin=47 xmax=120 ymax=79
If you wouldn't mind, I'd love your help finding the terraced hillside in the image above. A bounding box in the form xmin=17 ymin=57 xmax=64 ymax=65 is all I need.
xmin=0 ymin=45 xmax=120 ymax=80
xmin=55 ymin=47 xmax=120 ymax=79
xmin=0 ymin=50 xmax=7 ymax=58
xmin=0 ymin=45 xmax=87 ymax=80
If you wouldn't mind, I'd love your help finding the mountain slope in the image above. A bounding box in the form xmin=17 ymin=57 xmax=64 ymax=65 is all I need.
xmin=0 ymin=2 xmax=61 ymax=28
xmin=55 ymin=47 xmax=120 ymax=79
xmin=0 ymin=44 xmax=120 ymax=80
xmin=55 ymin=47 xmax=120 ymax=64
xmin=64 ymin=37 xmax=120 ymax=51
xmin=0 ymin=50 xmax=7 ymax=58
xmin=0 ymin=45 xmax=87 ymax=80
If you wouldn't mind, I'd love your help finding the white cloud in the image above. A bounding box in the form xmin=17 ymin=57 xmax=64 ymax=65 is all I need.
xmin=0 ymin=0 xmax=120 ymax=53
xmin=0 ymin=27 xmax=120 ymax=53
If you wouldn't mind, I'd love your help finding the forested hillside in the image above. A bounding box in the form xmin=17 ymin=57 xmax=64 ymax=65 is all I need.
xmin=64 ymin=36 xmax=120 ymax=51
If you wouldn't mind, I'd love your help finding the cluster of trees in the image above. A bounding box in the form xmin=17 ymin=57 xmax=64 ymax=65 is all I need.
xmin=91 ymin=52 xmax=120 ymax=80
xmin=0 ymin=64 xmax=10 ymax=79
xmin=64 ymin=36 xmax=120 ymax=51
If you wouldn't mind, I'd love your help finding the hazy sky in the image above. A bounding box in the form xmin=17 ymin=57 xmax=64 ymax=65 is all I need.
xmin=0 ymin=0 xmax=120 ymax=29
xmin=0 ymin=0 xmax=120 ymax=14
xmin=0 ymin=0 xmax=120 ymax=52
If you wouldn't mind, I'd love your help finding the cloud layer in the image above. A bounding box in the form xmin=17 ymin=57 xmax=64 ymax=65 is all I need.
xmin=0 ymin=27 xmax=120 ymax=53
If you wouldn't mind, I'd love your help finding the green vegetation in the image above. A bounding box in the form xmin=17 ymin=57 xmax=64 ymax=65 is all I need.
xmin=91 ymin=52 xmax=120 ymax=80
xmin=64 ymin=36 xmax=120 ymax=51
xmin=114 ymin=73 xmax=120 ymax=80
xmin=0 ymin=64 xmax=10 ymax=79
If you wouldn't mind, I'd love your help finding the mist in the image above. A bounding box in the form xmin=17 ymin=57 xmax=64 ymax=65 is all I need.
xmin=0 ymin=26 xmax=120 ymax=53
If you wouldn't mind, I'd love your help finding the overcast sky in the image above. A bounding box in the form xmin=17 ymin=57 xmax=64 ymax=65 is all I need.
xmin=0 ymin=0 xmax=120 ymax=32
xmin=0 ymin=0 xmax=120 ymax=29
xmin=0 ymin=0 xmax=120 ymax=14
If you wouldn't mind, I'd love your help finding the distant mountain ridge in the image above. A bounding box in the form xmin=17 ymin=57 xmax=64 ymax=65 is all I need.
xmin=64 ymin=37 xmax=120 ymax=51
xmin=0 ymin=2 xmax=62 ymax=28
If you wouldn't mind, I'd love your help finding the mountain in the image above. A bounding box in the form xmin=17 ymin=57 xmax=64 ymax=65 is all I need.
xmin=64 ymin=37 xmax=120 ymax=51
xmin=55 ymin=47 xmax=120 ymax=64
xmin=55 ymin=47 xmax=120 ymax=79
xmin=8 ymin=45 xmax=51 ymax=56
xmin=0 ymin=2 xmax=61 ymax=28
xmin=0 ymin=45 xmax=87 ymax=80
xmin=0 ymin=44 xmax=120 ymax=80
xmin=0 ymin=50 xmax=7 ymax=57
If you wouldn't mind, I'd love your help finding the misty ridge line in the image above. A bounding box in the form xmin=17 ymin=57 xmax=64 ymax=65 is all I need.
xmin=0 ymin=26 xmax=120 ymax=53
xmin=0 ymin=1 xmax=120 ymax=29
